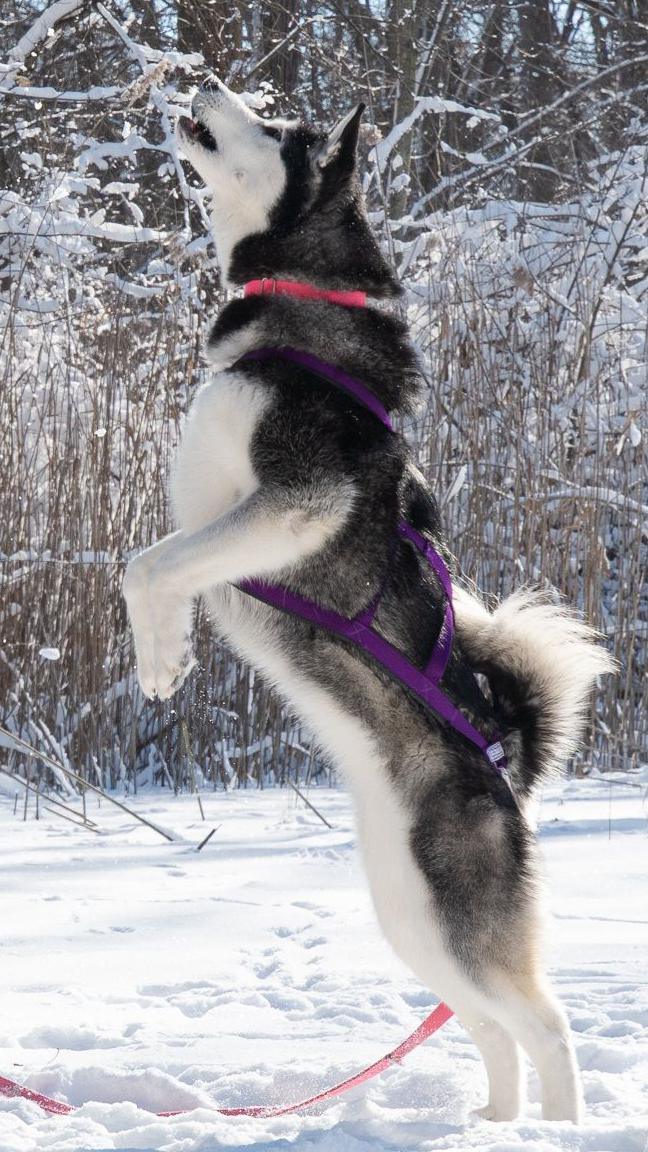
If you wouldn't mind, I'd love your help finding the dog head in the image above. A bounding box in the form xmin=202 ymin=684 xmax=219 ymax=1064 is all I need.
xmin=177 ymin=78 xmax=399 ymax=296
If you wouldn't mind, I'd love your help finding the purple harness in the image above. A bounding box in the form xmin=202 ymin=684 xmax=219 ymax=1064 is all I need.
xmin=237 ymin=347 xmax=509 ymax=780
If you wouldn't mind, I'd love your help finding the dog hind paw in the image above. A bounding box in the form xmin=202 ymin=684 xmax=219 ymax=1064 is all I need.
xmin=472 ymin=1101 xmax=520 ymax=1122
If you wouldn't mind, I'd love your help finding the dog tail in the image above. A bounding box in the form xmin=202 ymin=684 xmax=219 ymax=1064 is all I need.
xmin=452 ymin=586 xmax=615 ymax=794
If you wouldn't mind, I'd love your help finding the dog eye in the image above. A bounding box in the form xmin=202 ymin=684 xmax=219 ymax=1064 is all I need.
xmin=262 ymin=125 xmax=282 ymax=142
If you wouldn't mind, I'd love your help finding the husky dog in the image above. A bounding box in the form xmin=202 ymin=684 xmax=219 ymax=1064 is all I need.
xmin=123 ymin=78 xmax=612 ymax=1123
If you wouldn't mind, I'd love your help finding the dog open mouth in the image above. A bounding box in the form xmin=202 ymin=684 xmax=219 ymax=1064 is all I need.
xmin=181 ymin=117 xmax=217 ymax=152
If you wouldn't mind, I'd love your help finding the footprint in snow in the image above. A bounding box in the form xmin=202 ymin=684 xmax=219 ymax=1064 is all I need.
xmin=20 ymin=1025 xmax=126 ymax=1050
xmin=293 ymin=901 xmax=334 ymax=918
xmin=597 ymin=1020 xmax=644 ymax=1037
xmin=255 ymin=959 xmax=281 ymax=980
xmin=303 ymin=935 xmax=326 ymax=950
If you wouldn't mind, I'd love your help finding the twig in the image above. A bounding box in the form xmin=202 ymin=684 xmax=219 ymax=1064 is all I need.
xmin=41 ymin=805 xmax=101 ymax=833
xmin=180 ymin=719 xmax=205 ymax=819
xmin=196 ymin=826 xmax=220 ymax=852
xmin=0 ymin=725 xmax=176 ymax=843
xmin=6 ymin=0 xmax=85 ymax=70
xmin=0 ymin=765 xmax=100 ymax=829
xmin=482 ymin=52 xmax=648 ymax=153
xmin=95 ymin=1 xmax=205 ymax=237
xmin=22 ymin=769 xmax=29 ymax=822
xmin=0 ymin=85 xmax=121 ymax=102
xmin=286 ymin=779 xmax=334 ymax=829
xmin=240 ymin=19 xmax=310 ymax=84
xmin=584 ymin=774 xmax=645 ymax=790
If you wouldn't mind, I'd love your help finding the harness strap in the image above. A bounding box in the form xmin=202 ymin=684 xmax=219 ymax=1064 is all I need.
xmin=398 ymin=521 xmax=454 ymax=684
xmin=235 ymin=346 xmax=510 ymax=781
xmin=240 ymin=347 xmax=394 ymax=431
xmin=239 ymin=566 xmax=508 ymax=778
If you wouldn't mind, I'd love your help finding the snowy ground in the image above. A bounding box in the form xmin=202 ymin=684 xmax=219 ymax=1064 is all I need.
xmin=0 ymin=775 xmax=646 ymax=1152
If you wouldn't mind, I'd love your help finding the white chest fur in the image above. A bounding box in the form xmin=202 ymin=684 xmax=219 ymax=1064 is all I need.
xmin=170 ymin=372 xmax=270 ymax=535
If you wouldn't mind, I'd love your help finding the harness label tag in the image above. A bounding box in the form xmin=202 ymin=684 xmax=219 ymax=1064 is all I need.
xmin=486 ymin=741 xmax=505 ymax=764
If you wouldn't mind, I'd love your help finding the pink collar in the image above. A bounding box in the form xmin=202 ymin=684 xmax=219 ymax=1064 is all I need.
xmin=243 ymin=278 xmax=367 ymax=308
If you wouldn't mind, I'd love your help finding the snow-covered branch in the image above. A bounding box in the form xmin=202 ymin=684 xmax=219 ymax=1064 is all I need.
xmin=2 ymin=0 xmax=86 ymax=100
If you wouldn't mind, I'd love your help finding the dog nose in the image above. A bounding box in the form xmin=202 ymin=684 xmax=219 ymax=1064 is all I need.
xmin=200 ymin=77 xmax=222 ymax=95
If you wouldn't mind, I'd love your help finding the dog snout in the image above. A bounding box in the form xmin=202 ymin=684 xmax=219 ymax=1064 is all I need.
xmin=193 ymin=79 xmax=225 ymax=121
xmin=200 ymin=77 xmax=224 ymax=98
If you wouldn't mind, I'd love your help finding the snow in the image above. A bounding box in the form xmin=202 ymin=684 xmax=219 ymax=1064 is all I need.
xmin=0 ymin=85 xmax=121 ymax=101
xmin=0 ymin=778 xmax=646 ymax=1151
xmin=5 ymin=0 xmax=84 ymax=70
xmin=38 ymin=648 xmax=61 ymax=662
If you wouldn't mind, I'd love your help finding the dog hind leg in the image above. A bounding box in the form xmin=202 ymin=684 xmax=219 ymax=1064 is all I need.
xmin=488 ymin=974 xmax=583 ymax=1122
xmin=455 ymin=1006 xmax=523 ymax=1121
xmin=394 ymin=883 xmax=580 ymax=1120
xmin=437 ymin=964 xmax=580 ymax=1122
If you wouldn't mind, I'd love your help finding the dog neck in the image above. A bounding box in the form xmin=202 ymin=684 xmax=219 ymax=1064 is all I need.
xmin=243 ymin=278 xmax=367 ymax=308
xmin=207 ymin=293 xmax=422 ymax=414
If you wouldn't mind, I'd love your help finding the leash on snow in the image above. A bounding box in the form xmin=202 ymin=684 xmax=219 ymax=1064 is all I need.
xmin=0 ymin=727 xmax=456 ymax=1120
xmin=0 ymin=1001 xmax=453 ymax=1118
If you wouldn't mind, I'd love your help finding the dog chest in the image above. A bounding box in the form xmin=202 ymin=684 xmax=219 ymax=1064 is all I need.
xmin=171 ymin=371 xmax=270 ymax=533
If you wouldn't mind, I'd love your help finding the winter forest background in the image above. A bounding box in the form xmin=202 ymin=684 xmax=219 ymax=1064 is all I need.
xmin=1 ymin=0 xmax=646 ymax=794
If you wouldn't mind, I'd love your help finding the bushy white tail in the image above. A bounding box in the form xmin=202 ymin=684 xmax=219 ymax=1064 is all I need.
xmin=453 ymin=586 xmax=615 ymax=791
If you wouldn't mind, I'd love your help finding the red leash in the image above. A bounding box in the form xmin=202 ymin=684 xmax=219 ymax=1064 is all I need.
xmin=0 ymin=1001 xmax=453 ymax=1118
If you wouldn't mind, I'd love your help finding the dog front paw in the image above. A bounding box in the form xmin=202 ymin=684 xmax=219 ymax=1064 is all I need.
xmin=123 ymin=557 xmax=158 ymax=697
xmin=124 ymin=558 xmax=195 ymax=701
xmin=150 ymin=628 xmax=196 ymax=701
xmin=142 ymin=597 xmax=196 ymax=701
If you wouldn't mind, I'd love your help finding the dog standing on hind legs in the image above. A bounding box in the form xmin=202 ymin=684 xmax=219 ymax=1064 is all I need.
xmin=122 ymin=78 xmax=613 ymax=1122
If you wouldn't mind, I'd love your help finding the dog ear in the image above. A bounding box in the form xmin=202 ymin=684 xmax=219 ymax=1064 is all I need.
xmin=315 ymin=103 xmax=366 ymax=177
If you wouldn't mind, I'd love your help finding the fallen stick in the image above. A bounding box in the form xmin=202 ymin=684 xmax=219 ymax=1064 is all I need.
xmin=41 ymin=805 xmax=102 ymax=833
xmin=0 ymin=725 xmax=175 ymax=843
xmin=286 ymin=778 xmax=334 ymax=829
xmin=0 ymin=765 xmax=100 ymax=830
xmin=196 ymin=825 xmax=220 ymax=852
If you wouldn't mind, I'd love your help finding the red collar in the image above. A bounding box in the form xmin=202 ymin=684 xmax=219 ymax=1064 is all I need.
xmin=243 ymin=278 xmax=367 ymax=308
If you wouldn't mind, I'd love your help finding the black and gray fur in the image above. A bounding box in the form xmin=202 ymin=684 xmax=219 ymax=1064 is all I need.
xmin=124 ymin=80 xmax=614 ymax=1123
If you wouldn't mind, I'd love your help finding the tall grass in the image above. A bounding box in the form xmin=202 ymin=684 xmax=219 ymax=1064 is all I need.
xmin=1 ymin=136 xmax=645 ymax=791
xmin=405 ymin=195 xmax=647 ymax=772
